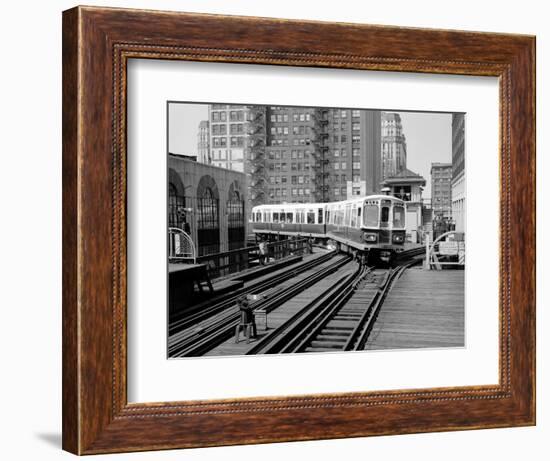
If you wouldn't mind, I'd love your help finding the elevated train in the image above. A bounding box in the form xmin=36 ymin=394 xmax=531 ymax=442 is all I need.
xmin=251 ymin=195 xmax=407 ymax=264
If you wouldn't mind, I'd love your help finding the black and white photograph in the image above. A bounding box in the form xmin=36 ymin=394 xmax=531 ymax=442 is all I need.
xmin=167 ymin=103 xmax=466 ymax=358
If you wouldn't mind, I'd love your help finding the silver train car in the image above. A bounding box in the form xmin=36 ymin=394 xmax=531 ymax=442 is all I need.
xmin=250 ymin=195 xmax=407 ymax=262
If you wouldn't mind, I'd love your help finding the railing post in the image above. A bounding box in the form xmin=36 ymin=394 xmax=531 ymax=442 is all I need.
xmin=424 ymin=232 xmax=431 ymax=270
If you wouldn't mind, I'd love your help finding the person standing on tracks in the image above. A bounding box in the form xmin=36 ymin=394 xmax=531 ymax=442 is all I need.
xmin=258 ymin=240 xmax=268 ymax=265
xmin=237 ymin=295 xmax=257 ymax=339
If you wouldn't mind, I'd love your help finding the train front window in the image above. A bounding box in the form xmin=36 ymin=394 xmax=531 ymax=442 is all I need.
xmin=393 ymin=205 xmax=405 ymax=228
xmin=364 ymin=204 xmax=378 ymax=227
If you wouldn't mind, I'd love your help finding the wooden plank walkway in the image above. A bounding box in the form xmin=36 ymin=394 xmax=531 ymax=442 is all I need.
xmin=205 ymin=261 xmax=357 ymax=357
xmin=365 ymin=267 xmax=464 ymax=350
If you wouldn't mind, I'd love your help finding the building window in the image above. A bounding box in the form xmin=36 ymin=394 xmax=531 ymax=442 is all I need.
xmin=353 ymin=162 xmax=360 ymax=169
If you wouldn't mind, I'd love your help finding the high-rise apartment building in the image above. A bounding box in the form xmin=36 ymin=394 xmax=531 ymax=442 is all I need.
xmin=197 ymin=120 xmax=210 ymax=164
xmin=451 ymin=113 xmax=465 ymax=232
xmin=431 ymin=162 xmax=453 ymax=219
xmin=381 ymin=112 xmax=407 ymax=179
xmin=264 ymin=107 xmax=382 ymax=204
xmin=264 ymin=107 xmax=316 ymax=204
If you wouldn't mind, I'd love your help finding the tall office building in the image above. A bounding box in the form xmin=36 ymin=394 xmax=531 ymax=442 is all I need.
xmin=451 ymin=113 xmax=465 ymax=231
xmin=431 ymin=162 xmax=453 ymax=219
xmin=207 ymin=104 xmax=249 ymax=172
xmin=381 ymin=112 xmax=407 ymax=179
xmin=197 ymin=120 xmax=210 ymax=164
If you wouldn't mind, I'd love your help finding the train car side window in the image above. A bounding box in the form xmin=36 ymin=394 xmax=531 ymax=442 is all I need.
xmin=287 ymin=212 xmax=293 ymax=223
xmin=350 ymin=207 xmax=357 ymax=228
xmin=307 ymin=211 xmax=315 ymax=224
xmin=318 ymin=208 xmax=323 ymax=224
xmin=273 ymin=212 xmax=279 ymax=223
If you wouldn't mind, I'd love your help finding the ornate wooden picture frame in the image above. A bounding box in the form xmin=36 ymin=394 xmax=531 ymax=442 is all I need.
xmin=62 ymin=5 xmax=535 ymax=455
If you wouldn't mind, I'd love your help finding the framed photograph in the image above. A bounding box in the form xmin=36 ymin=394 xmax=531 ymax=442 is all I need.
xmin=62 ymin=6 xmax=535 ymax=455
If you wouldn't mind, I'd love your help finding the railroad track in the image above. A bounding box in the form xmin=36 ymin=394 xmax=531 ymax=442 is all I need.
xmin=247 ymin=262 xmax=414 ymax=355
xmin=168 ymin=254 xmax=352 ymax=357
xmin=169 ymin=251 xmax=337 ymax=336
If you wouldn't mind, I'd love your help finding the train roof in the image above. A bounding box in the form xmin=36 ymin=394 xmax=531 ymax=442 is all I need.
xmin=252 ymin=195 xmax=404 ymax=211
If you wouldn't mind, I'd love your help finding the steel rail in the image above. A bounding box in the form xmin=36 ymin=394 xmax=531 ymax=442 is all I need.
xmin=169 ymin=255 xmax=352 ymax=357
xmin=169 ymin=251 xmax=336 ymax=335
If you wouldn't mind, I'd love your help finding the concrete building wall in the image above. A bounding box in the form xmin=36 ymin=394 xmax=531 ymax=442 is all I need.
xmin=451 ymin=113 xmax=466 ymax=232
xmin=168 ymin=155 xmax=248 ymax=254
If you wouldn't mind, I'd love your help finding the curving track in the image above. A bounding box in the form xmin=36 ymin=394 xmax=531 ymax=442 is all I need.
xmin=168 ymin=253 xmax=351 ymax=357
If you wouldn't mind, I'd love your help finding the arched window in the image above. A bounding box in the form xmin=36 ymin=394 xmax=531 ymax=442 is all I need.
xmin=168 ymin=182 xmax=186 ymax=230
xmin=196 ymin=177 xmax=220 ymax=256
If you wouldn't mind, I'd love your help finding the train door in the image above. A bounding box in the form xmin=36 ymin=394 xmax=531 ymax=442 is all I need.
xmin=379 ymin=199 xmax=391 ymax=243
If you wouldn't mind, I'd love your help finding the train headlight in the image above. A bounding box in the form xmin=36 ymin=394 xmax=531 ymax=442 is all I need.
xmin=364 ymin=233 xmax=378 ymax=242
xmin=392 ymin=234 xmax=404 ymax=243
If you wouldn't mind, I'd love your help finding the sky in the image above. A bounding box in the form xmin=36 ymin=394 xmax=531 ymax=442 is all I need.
xmin=168 ymin=103 xmax=454 ymax=199
xmin=396 ymin=111 xmax=452 ymax=199
xmin=168 ymin=102 xmax=208 ymax=155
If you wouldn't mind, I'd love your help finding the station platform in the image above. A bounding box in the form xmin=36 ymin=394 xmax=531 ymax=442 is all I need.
xmin=365 ymin=267 xmax=464 ymax=350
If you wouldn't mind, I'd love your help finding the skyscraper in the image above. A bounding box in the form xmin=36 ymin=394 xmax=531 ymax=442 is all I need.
xmin=197 ymin=120 xmax=210 ymax=164
xmin=431 ymin=162 xmax=453 ymax=219
xmin=381 ymin=112 xmax=407 ymax=179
